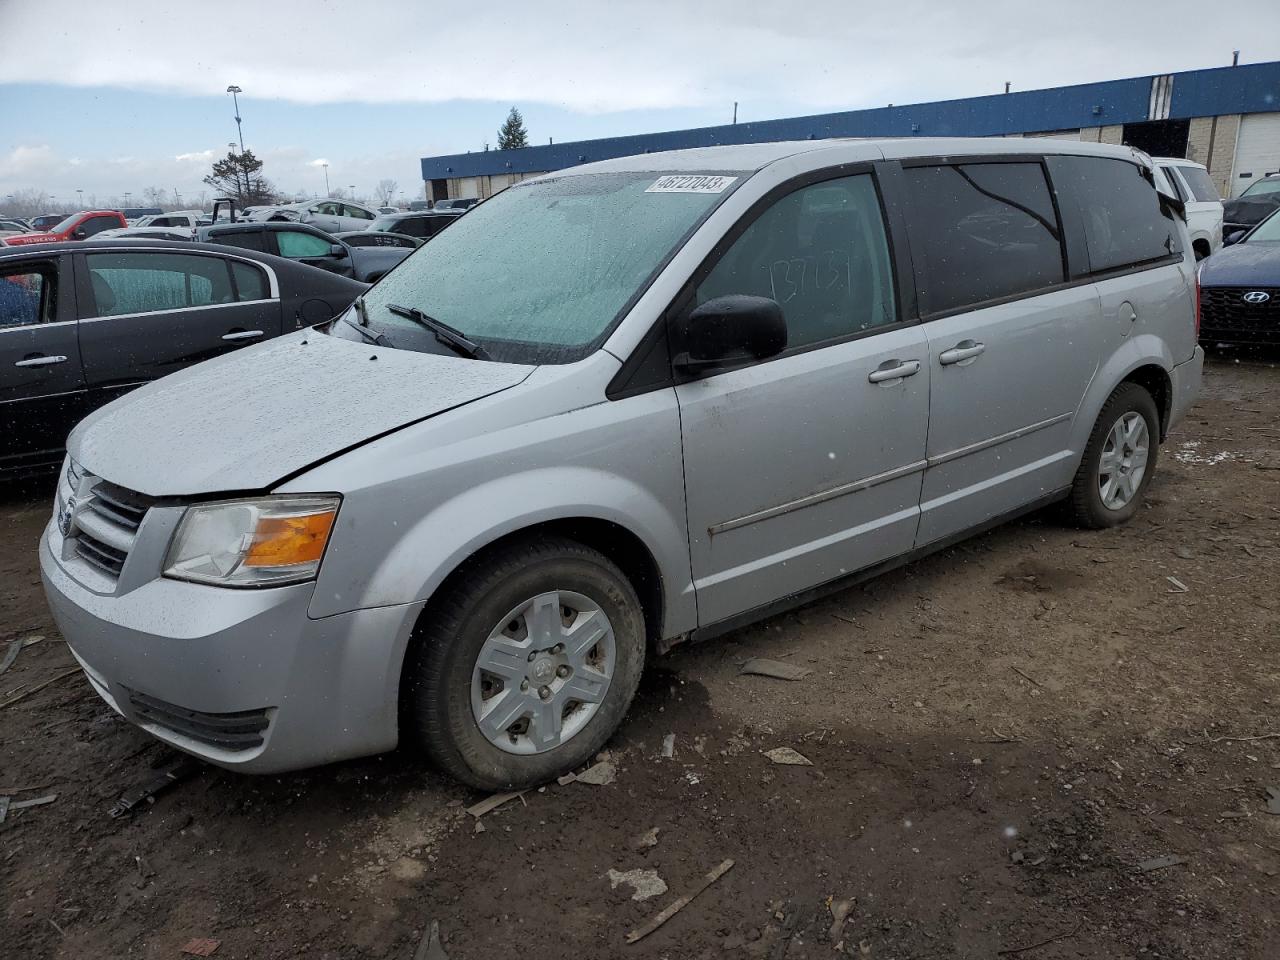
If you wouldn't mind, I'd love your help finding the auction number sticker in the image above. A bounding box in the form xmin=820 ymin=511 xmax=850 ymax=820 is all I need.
xmin=646 ymin=175 xmax=738 ymax=194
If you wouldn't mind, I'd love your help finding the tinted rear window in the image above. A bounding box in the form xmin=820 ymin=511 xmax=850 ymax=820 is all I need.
xmin=1177 ymin=165 xmax=1220 ymax=203
xmin=211 ymin=230 xmax=267 ymax=252
xmin=1048 ymin=156 xmax=1180 ymax=273
xmin=903 ymin=161 xmax=1064 ymax=315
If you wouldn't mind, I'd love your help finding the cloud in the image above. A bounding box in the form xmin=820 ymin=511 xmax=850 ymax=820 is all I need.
xmin=2 ymin=0 xmax=1277 ymax=115
xmin=0 ymin=145 xmax=59 ymax=179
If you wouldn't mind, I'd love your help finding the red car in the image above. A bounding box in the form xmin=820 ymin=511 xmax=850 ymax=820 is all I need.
xmin=2 ymin=210 xmax=126 ymax=246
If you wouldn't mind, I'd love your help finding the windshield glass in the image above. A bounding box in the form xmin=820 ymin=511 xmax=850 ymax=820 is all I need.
xmin=1247 ymin=209 xmax=1280 ymax=242
xmin=1241 ymin=178 xmax=1280 ymax=198
xmin=354 ymin=171 xmax=739 ymax=363
xmin=50 ymin=213 xmax=81 ymax=233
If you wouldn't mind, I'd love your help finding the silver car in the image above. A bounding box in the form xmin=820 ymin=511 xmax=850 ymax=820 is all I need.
xmin=41 ymin=138 xmax=1203 ymax=789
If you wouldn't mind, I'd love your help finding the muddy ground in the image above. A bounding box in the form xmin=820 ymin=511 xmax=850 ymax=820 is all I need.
xmin=2 ymin=354 xmax=1278 ymax=960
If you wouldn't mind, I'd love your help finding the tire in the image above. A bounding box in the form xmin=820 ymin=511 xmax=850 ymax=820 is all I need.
xmin=406 ymin=537 xmax=646 ymax=790
xmin=1068 ymin=382 xmax=1160 ymax=529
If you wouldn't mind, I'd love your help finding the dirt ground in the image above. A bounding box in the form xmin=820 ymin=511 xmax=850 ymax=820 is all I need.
xmin=2 ymin=354 xmax=1278 ymax=960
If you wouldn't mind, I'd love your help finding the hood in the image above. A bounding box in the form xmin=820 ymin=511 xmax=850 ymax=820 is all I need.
xmin=1222 ymin=195 xmax=1280 ymax=226
xmin=1198 ymin=242 xmax=1280 ymax=286
xmin=69 ymin=331 xmax=534 ymax=497
xmin=3 ymin=232 xmax=59 ymax=246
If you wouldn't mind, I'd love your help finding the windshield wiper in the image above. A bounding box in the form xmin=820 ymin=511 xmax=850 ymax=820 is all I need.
xmin=342 ymin=299 xmax=394 ymax=347
xmin=387 ymin=302 xmax=490 ymax=360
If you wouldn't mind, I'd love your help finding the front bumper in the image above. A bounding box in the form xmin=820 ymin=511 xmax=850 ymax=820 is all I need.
xmin=40 ymin=523 xmax=423 ymax=773
xmin=1168 ymin=345 xmax=1204 ymax=434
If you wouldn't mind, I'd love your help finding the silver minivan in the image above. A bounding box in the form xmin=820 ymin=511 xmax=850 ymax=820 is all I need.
xmin=41 ymin=138 xmax=1203 ymax=789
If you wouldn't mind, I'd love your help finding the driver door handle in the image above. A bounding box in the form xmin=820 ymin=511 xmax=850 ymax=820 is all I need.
xmin=867 ymin=359 xmax=921 ymax=383
xmin=939 ymin=340 xmax=986 ymax=365
xmin=222 ymin=330 xmax=264 ymax=342
xmin=14 ymin=355 xmax=68 ymax=368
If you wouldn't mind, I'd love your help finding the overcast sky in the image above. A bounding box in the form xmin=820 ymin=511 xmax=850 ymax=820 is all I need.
xmin=2 ymin=0 xmax=1279 ymax=205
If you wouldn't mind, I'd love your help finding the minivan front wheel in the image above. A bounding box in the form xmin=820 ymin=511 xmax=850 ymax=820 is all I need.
xmin=407 ymin=538 xmax=646 ymax=790
xmin=1069 ymin=382 xmax=1160 ymax=528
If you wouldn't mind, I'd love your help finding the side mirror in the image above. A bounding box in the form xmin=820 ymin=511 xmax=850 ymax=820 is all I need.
xmin=677 ymin=295 xmax=787 ymax=370
xmin=329 ymin=243 xmax=346 ymax=258
xmin=72 ymin=228 xmax=87 ymax=239
xmin=1223 ymin=229 xmax=1247 ymax=246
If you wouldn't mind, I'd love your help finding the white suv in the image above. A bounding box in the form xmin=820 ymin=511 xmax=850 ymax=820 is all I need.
xmin=1153 ymin=157 xmax=1223 ymax=260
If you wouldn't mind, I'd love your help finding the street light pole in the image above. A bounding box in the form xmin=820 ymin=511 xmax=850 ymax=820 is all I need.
xmin=348 ymin=184 xmax=355 ymax=202
xmin=322 ymin=162 xmax=330 ymax=197
xmin=226 ymin=85 xmax=245 ymax=153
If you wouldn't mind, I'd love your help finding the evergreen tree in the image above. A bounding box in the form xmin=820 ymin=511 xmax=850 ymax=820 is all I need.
xmin=497 ymin=107 xmax=529 ymax=149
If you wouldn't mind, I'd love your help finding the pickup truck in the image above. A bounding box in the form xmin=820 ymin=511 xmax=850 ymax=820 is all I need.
xmin=2 ymin=210 xmax=127 ymax=247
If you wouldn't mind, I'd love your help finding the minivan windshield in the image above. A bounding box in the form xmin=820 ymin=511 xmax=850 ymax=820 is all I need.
xmin=350 ymin=171 xmax=740 ymax=363
xmin=1246 ymin=209 xmax=1280 ymax=243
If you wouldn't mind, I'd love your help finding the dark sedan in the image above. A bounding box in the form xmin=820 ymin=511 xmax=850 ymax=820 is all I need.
xmin=1 ymin=240 xmax=365 ymax=475
xmin=1198 ymin=207 xmax=1280 ymax=345
xmin=1222 ymin=175 xmax=1280 ymax=240
xmin=367 ymin=210 xmax=462 ymax=242
xmin=197 ymin=221 xmax=411 ymax=282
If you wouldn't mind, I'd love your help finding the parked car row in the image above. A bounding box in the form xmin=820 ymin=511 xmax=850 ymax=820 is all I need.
xmin=1 ymin=240 xmax=365 ymax=474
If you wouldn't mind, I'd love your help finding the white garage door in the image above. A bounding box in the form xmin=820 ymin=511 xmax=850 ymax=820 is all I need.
xmin=1230 ymin=113 xmax=1280 ymax=197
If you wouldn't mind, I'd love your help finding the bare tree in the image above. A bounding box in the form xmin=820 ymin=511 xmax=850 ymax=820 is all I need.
xmin=141 ymin=186 xmax=168 ymax=208
xmin=375 ymin=178 xmax=398 ymax=206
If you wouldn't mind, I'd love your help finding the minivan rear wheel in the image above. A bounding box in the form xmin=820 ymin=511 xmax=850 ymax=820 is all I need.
xmin=1068 ymin=382 xmax=1160 ymax=529
xmin=406 ymin=537 xmax=646 ymax=790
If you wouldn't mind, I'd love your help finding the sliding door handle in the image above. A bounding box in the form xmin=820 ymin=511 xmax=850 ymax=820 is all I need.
xmin=939 ymin=340 xmax=986 ymax=365
xmin=867 ymin=359 xmax=921 ymax=384
xmin=222 ymin=330 xmax=264 ymax=342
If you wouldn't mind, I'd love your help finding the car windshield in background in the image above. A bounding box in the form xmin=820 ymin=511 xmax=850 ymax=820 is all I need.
xmin=1242 ymin=178 xmax=1280 ymax=198
xmin=1246 ymin=209 xmax=1280 ymax=242
xmin=1178 ymin=165 xmax=1221 ymax=202
xmin=353 ymin=171 xmax=741 ymax=363
xmin=50 ymin=214 xmax=80 ymax=233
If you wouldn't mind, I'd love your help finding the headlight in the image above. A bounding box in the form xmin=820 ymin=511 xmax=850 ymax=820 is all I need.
xmin=163 ymin=496 xmax=340 ymax=587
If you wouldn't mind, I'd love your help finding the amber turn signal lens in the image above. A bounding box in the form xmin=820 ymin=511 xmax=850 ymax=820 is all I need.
xmin=244 ymin=511 xmax=336 ymax=568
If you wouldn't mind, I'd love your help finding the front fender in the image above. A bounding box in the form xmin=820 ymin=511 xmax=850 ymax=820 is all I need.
xmin=316 ymin=467 xmax=696 ymax=639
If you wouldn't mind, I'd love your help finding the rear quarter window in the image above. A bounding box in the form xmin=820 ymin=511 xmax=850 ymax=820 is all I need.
xmin=1177 ymin=165 xmax=1221 ymax=203
xmin=1047 ymin=155 xmax=1181 ymax=274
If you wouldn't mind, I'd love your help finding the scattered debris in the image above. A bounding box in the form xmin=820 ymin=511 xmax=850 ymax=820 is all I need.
xmin=1173 ymin=546 xmax=1196 ymax=560
xmin=8 ymin=793 xmax=56 ymax=810
xmin=48 ymin=918 xmax=66 ymax=937
xmin=180 ymin=938 xmax=221 ymax=957
xmin=413 ymin=920 xmax=449 ymax=960
xmin=763 ymin=747 xmax=812 ymax=766
xmin=556 ymin=773 xmax=577 ymax=786
xmin=1266 ymin=787 xmax=1280 ymax=816
xmin=831 ymin=613 xmax=864 ymax=629
xmin=0 ymin=640 xmax=23 ymax=677
xmin=574 ymin=761 xmax=617 ymax=786
xmin=1010 ymin=666 xmax=1044 ymax=689
xmin=1166 ymin=576 xmax=1189 ymax=594
xmin=997 ymin=921 xmax=1083 ymax=956
xmin=1137 ymin=855 xmax=1187 ymax=873
xmin=0 ymin=666 xmax=81 ymax=710
xmin=827 ymin=897 xmax=855 ymax=942
xmin=109 ymin=757 xmax=201 ymax=819
xmin=464 ymin=791 xmax=523 ymax=819
xmin=473 ymin=820 xmax=485 ymax=834
xmin=625 ymin=858 xmax=734 ymax=944
xmin=631 ymin=827 xmax=660 ymax=850
xmin=0 ymin=796 xmax=8 ymax=826
xmin=608 ymin=867 xmax=668 ymax=901
xmin=661 ymin=734 xmax=675 ymax=758
xmin=739 ymin=658 xmax=812 ymax=681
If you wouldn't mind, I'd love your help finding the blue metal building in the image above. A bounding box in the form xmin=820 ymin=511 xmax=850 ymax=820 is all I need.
xmin=421 ymin=60 xmax=1280 ymax=201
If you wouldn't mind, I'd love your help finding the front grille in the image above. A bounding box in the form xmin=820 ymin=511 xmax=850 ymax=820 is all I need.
xmin=1200 ymin=286 xmax=1280 ymax=339
xmin=60 ymin=468 xmax=158 ymax=583
xmin=126 ymin=688 xmax=271 ymax=751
